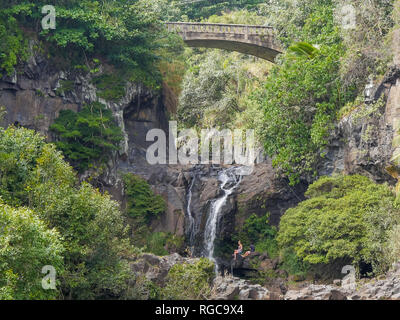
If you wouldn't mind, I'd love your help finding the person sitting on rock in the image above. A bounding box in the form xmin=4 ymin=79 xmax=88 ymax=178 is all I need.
xmin=242 ymin=244 xmax=255 ymax=258
xmin=233 ymin=240 xmax=243 ymax=260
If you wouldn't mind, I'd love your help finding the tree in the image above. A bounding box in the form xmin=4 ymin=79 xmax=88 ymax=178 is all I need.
xmin=0 ymin=0 xmax=182 ymax=86
xmin=0 ymin=201 xmax=64 ymax=300
xmin=162 ymin=258 xmax=214 ymax=300
xmin=123 ymin=173 xmax=166 ymax=223
xmin=0 ymin=126 xmax=136 ymax=299
xmin=277 ymin=175 xmax=400 ymax=274
xmin=50 ymin=102 xmax=123 ymax=172
xmin=249 ymin=1 xmax=358 ymax=184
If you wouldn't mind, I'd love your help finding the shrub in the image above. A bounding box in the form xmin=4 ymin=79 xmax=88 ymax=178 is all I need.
xmin=55 ymin=80 xmax=75 ymax=96
xmin=0 ymin=13 xmax=28 ymax=77
xmin=128 ymin=274 xmax=162 ymax=300
xmin=162 ymin=258 xmax=214 ymax=300
xmin=280 ymin=248 xmax=310 ymax=278
xmin=0 ymin=201 xmax=64 ymax=300
xmin=0 ymin=126 xmax=46 ymax=206
xmin=144 ymin=232 xmax=169 ymax=256
xmin=277 ymin=175 xmax=400 ymax=274
xmin=123 ymin=173 xmax=166 ymax=223
xmin=142 ymin=232 xmax=185 ymax=256
xmin=50 ymin=102 xmax=123 ymax=171
xmin=0 ymin=126 xmax=136 ymax=299
xmin=387 ymin=224 xmax=400 ymax=267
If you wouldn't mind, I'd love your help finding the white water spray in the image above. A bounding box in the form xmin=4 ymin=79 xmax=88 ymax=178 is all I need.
xmin=203 ymin=167 xmax=245 ymax=272
xmin=186 ymin=175 xmax=196 ymax=247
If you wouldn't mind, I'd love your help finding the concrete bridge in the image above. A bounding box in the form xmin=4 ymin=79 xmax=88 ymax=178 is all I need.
xmin=166 ymin=22 xmax=282 ymax=62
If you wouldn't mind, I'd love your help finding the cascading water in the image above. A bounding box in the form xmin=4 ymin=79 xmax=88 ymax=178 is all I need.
xmin=186 ymin=175 xmax=196 ymax=248
xmin=203 ymin=167 xmax=244 ymax=272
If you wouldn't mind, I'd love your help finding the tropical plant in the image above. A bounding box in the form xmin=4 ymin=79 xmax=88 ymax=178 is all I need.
xmin=50 ymin=102 xmax=123 ymax=171
xmin=0 ymin=126 xmax=136 ymax=299
xmin=123 ymin=173 xmax=166 ymax=223
xmin=162 ymin=258 xmax=214 ymax=300
xmin=277 ymin=175 xmax=400 ymax=274
xmin=0 ymin=201 xmax=64 ymax=300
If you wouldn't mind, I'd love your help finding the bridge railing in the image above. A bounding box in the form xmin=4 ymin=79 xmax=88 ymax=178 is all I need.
xmin=165 ymin=22 xmax=274 ymax=36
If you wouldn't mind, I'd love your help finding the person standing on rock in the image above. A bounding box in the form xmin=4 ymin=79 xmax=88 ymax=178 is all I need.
xmin=233 ymin=240 xmax=243 ymax=260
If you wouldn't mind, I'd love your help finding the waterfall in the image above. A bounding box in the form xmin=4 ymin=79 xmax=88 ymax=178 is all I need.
xmin=203 ymin=167 xmax=244 ymax=272
xmin=186 ymin=175 xmax=196 ymax=248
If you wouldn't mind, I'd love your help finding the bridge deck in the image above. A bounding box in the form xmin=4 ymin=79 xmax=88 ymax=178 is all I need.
xmin=166 ymin=22 xmax=274 ymax=36
xmin=166 ymin=22 xmax=282 ymax=62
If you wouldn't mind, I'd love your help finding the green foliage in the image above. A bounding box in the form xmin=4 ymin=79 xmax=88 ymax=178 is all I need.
xmin=0 ymin=201 xmax=64 ymax=300
xmin=0 ymin=126 xmax=46 ymax=206
xmin=50 ymin=102 xmax=123 ymax=171
xmin=233 ymin=213 xmax=278 ymax=259
xmin=257 ymin=45 xmax=346 ymax=184
xmin=145 ymin=232 xmax=169 ymax=256
xmin=288 ymin=42 xmax=319 ymax=59
xmin=91 ymin=73 xmax=126 ymax=102
xmin=0 ymin=106 xmax=6 ymax=122
xmin=129 ymin=274 xmax=162 ymax=300
xmin=162 ymin=258 xmax=214 ymax=300
xmin=1 ymin=0 xmax=183 ymax=86
xmin=252 ymin=2 xmax=357 ymax=184
xmin=162 ymin=0 xmax=266 ymax=21
xmin=0 ymin=126 xmax=136 ymax=299
xmin=143 ymin=232 xmax=185 ymax=256
xmin=206 ymin=8 xmax=265 ymax=24
xmin=177 ymin=50 xmax=238 ymax=128
xmin=336 ymin=0 xmax=395 ymax=92
xmin=123 ymin=173 xmax=166 ymax=223
xmin=387 ymin=224 xmax=400 ymax=267
xmin=177 ymin=43 xmax=271 ymax=129
xmin=279 ymin=249 xmax=310 ymax=277
xmin=277 ymin=175 xmax=400 ymax=274
xmin=31 ymin=180 xmax=133 ymax=299
xmin=259 ymin=0 xmax=339 ymax=47
xmin=0 ymin=13 xmax=28 ymax=77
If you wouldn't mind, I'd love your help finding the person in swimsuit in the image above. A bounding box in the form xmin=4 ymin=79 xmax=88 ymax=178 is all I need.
xmin=242 ymin=244 xmax=255 ymax=258
xmin=233 ymin=240 xmax=243 ymax=260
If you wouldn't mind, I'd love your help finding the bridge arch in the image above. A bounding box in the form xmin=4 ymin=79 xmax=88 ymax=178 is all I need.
xmin=166 ymin=22 xmax=282 ymax=62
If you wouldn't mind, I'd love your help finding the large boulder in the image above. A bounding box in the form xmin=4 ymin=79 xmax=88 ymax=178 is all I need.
xmin=284 ymin=285 xmax=348 ymax=300
xmin=354 ymin=265 xmax=400 ymax=300
xmin=212 ymin=276 xmax=270 ymax=300
xmin=129 ymin=253 xmax=196 ymax=286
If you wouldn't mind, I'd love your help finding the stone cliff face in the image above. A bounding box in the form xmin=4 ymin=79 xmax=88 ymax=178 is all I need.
xmin=320 ymin=28 xmax=400 ymax=188
xmin=320 ymin=67 xmax=400 ymax=185
xmin=0 ymin=40 xmax=179 ymax=229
